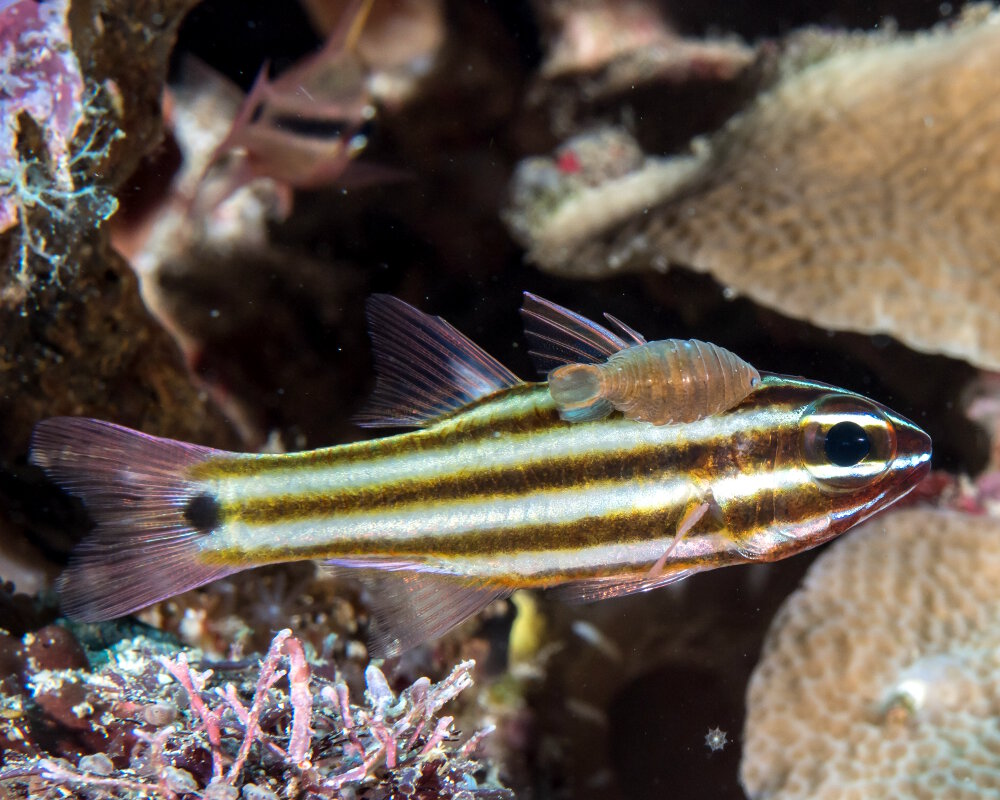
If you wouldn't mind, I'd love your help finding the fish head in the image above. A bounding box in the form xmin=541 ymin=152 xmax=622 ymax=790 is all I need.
xmin=729 ymin=376 xmax=932 ymax=562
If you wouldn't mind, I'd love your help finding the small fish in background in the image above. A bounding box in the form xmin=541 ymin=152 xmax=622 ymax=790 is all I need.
xmin=522 ymin=292 xmax=760 ymax=424
xmin=30 ymin=293 xmax=932 ymax=656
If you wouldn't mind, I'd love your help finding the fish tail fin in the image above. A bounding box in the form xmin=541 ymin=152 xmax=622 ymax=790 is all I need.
xmin=29 ymin=417 xmax=240 ymax=622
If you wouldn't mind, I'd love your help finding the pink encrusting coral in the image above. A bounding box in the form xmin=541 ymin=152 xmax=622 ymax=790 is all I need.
xmin=0 ymin=0 xmax=84 ymax=233
xmin=0 ymin=0 xmax=122 ymax=285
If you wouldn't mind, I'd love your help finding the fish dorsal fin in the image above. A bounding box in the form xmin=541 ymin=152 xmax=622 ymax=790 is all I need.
xmin=520 ymin=292 xmax=645 ymax=376
xmin=354 ymin=295 xmax=522 ymax=428
xmin=323 ymin=561 xmax=508 ymax=657
xmin=602 ymin=313 xmax=647 ymax=347
xmin=548 ymin=567 xmax=700 ymax=603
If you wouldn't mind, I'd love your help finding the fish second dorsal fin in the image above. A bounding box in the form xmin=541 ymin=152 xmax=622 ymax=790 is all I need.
xmin=520 ymin=292 xmax=646 ymax=376
xmin=354 ymin=295 xmax=522 ymax=428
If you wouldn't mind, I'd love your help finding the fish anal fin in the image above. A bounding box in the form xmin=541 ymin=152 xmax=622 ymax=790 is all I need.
xmin=29 ymin=417 xmax=241 ymax=622
xmin=323 ymin=562 xmax=508 ymax=657
xmin=551 ymin=568 xmax=701 ymax=603
xmin=354 ymin=295 xmax=522 ymax=429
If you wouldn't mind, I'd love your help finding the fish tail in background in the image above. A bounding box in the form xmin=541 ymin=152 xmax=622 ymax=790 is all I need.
xmin=29 ymin=417 xmax=240 ymax=622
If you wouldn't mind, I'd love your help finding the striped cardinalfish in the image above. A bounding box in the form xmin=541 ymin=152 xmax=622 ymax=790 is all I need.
xmin=523 ymin=293 xmax=760 ymax=424
xmin=30 ymin=293 xmax=932 ymax=656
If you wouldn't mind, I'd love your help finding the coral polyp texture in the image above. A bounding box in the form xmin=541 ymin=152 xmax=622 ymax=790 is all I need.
xmin=741 ymin=509 xmax=1000 ymax=800
xmin=0 ymin=628 xmax=510 ymax=799
xmin=508 ymin=5 xmax=1000 ymax=371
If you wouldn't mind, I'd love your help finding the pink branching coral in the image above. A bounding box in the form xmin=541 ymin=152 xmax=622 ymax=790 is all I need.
xmin=0 ymin=628 xmax=510 ymax=799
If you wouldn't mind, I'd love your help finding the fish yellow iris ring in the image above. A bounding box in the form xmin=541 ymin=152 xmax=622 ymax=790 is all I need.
xmin=799 ymin=394 xmax=897 ymax=492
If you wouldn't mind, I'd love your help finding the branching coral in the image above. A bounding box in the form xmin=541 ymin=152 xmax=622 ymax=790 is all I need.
xmin=0 ymin=628 xmax=510 ymax=799
xmin=741 ymin=508 xmax=1000 ymax=800
xmin=508 ymin=5 xmax=1000 ymax=371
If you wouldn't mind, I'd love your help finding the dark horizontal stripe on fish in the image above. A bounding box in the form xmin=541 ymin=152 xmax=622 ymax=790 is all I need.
xmin=191 ymin=381 xmax=814 ymax=480
xmin=213 ymin=502 xmax=716 ymax=562
xmin=188 ymin=384 xmax=556 ymax=479
xmin=222 ymin=432 xmax=762 ymax=526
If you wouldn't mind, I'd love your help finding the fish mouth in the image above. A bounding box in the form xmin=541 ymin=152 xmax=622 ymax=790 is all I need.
xmin=828 ymin=421 xmax=931 ymax=533
xmin=889 ymin=420 xmax=933 ymax=494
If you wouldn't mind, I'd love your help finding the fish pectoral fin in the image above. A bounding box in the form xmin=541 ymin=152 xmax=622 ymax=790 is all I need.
xmin=734 ymin=537 xmax=768 ymax=561
xmin=647 ymin=500 xmax=711 ymax=578
xmin=353 ymin=295 xmax=522 ymax=429
xmin=549 ymin=568 xmax=701 ymax=603
xmin=521 ymin=292 xmax=641 ymax=375
xmin=323 ymin=562 xmax=508 ymax=657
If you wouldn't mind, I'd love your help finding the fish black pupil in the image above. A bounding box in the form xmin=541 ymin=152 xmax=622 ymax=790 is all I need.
xmin=824 ymin=421 xmax=871 ymax=467
xmin=184 ymin=493 xmax=220 ymax=533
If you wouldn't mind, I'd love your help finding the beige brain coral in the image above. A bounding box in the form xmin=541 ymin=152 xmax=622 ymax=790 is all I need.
xmin=509 ymin=6 xmax=1000 ymax=370
xmin=741 ymin=508 xmax=1000 ymax=800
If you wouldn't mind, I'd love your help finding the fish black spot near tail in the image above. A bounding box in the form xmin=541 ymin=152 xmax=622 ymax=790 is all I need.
xmin=184 ymin=492 xmax=222 ymax=533
xmin=29 ymin=418 xmax=242 ymax=622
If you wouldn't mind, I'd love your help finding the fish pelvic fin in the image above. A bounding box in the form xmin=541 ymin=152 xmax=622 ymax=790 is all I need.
xmin=549 ymin=567 xmax=702 ymax=603
xmin=29 ymin=418 xmax=239 ymax=622
xmin=354 ymin=295 xmax=522 ymax=428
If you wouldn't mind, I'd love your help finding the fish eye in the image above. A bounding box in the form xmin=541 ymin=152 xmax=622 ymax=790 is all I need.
xmin=824 ymin=420 xmax=871 ymax=466
xmin=800 ymin=394 xmax=896 ymax=491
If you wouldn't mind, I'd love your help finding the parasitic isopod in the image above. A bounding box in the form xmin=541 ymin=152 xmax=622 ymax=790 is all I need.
xmin=548 ymin=338 xmax=760 ymax=424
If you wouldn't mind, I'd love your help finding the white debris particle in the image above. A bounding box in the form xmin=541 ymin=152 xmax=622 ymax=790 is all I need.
xmin=705 ymin=726 xmax=728 ymax=752
xmin=71 ymin=700 xmax=94 ymax=718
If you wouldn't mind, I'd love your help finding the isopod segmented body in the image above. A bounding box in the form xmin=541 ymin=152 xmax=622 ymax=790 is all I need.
xmin=520 ymin=292 xmax=761 ymax=426
xmin=548 ymin=339 xmax=760 ymax=425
